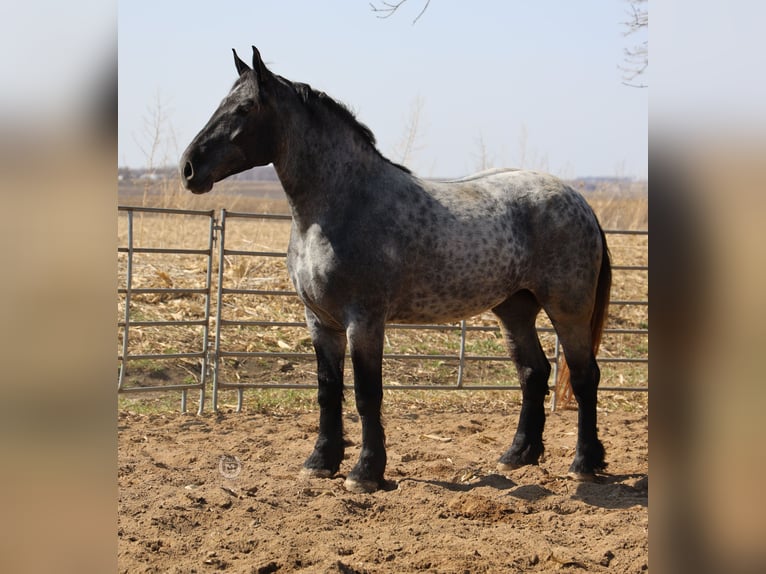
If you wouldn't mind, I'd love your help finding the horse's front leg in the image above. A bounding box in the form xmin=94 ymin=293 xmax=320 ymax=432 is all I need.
xmin=301 ymin=311 xmax=347 ymax=478
xmin=344 ymin=318 xmax=387 ymax=493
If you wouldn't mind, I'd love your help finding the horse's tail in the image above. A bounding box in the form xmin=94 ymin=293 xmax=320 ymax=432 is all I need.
xmin=555 ymin=224 xmax=612 ymax=407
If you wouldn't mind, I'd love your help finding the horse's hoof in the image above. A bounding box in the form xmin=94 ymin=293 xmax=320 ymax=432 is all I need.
xmin=300 ymin=467 xmax=334 ymax=479
xmin=344 ymin=477 xmax=379 ymax=493
xmin=567 ymin=471 xmax=597 ymax=482
xmin=496 ymin=462 xmax=521 ymax=473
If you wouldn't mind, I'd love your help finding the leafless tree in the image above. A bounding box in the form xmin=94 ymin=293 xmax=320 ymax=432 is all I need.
xmin=132 ymin=90 xmax=177 ymax=173
xmin=621 ymin=0 xmax=648 ymax=88
xmin=473 ymin=132 xmax=494 ymax=172
xmin=369 ymin=0 xmax=431 ymax=24
xmin=392 ymin=95 xmax=426 ymax=166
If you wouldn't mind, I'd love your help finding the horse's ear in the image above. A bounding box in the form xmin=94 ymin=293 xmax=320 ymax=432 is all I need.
xmin=251 ymin=45 xmax=269 ymax=86
xmin=233 ymin=49 xmax=251 ymax=76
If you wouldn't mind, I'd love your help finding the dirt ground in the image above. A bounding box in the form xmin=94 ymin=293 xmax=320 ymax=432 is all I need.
xmin=118 ymin=399 xmax=647 ymax=574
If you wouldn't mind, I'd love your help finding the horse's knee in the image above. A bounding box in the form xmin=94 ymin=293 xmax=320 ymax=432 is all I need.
xmin=353 ymin=385 xmax=383 ymax=418
xmin=317 ymin=382 xmax=342 ymax=409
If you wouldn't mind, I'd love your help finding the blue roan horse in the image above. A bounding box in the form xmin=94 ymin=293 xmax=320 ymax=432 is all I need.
xmin=181 ymin=47 xmax=612 ymax=493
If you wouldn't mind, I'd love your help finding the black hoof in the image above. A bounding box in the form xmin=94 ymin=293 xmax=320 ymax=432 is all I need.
xmin=345 ymin=461 xmax=385 ymax=494
xmin=300 ymin=467 xmax=335 ymax=479
xmin=497 ymin=442 xmax=544 ymax=471
xmin=344 ymin=476 xmax=381 ymax=493
xmin=303 ymin=448 xmax=342 ymax=478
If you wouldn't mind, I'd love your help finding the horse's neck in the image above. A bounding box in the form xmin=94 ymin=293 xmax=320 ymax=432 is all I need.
xmin=273 ymin=110 xmax=389 ymax=229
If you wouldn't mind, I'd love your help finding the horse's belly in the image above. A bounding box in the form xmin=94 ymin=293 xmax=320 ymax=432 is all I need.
xmin=388 ymin=284 xmax=510 ymax=324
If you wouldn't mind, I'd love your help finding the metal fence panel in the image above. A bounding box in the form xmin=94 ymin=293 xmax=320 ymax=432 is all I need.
xmin=117 ymin=207 xmax=648 ymax=412
xmin=117 ymin=206 xmax=216 ymax=413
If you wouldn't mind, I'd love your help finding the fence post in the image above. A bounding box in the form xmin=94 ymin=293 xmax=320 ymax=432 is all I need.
xmin=212 ymin=209 xmax=228 ymax=412
xmin=550 ymin=334 xmax=561 ymax=412
xmin=196 ymin=212 xmax=218 ymax=414
xmin=456 ymin=320 xmax=467 ymax=388
xmin=117 ymin=210 xmax=134 ymax=392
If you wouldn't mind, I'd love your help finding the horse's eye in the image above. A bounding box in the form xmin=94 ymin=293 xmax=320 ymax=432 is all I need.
xmin=236 ymin=100 xmax=255 ymax=115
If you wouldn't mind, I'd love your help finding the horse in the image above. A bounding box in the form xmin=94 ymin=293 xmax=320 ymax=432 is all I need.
xmin=180 ymin=46 xmax=612 ymax=493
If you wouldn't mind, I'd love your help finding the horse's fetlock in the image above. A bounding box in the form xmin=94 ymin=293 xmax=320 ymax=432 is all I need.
xmin=569 ymin=439 xmax=606 ymax=477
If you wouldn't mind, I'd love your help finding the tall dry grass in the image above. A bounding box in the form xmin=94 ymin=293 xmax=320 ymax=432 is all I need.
xmin=587 ymin=184 xmax=648 ymax=230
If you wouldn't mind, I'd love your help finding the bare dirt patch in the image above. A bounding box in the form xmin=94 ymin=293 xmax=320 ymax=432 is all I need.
xmin=118 ymin=402 xmax=647 ymax=573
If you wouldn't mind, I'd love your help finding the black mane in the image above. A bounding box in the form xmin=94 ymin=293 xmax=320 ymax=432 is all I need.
xmin=282 ymin=76 xmax=411 ymax=174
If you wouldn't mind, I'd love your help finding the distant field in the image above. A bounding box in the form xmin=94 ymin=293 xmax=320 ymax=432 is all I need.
xmin=118 ymin=179 xmax=289 ymax=211
xmin=118 ymin=176 xmax=647 ymax=228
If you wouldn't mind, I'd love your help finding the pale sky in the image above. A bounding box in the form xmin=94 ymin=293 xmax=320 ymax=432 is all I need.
xmin=118 ymin=1 xmax=648 ymax=179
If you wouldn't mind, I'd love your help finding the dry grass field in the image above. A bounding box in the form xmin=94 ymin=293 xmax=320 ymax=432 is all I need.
xmin=118 ymin=176 xmax=648 ymax=573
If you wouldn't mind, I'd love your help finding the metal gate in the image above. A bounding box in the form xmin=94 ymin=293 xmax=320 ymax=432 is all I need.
xmin=118 ymin=206 xmax=216 ymax=413
xmin=118 ymin=206 xmax=648 ymax=413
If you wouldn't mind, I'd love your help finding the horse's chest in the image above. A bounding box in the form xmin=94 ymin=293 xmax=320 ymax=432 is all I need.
xmin=287 ymin=225 xmax=370 ymax=322
xmin=287 ymin=232 xmax=335 ymax=299
xmin=288 ymin=223 xmax=399 ymax=324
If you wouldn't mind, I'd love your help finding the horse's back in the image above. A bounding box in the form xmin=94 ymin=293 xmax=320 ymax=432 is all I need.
xmin=423 ymin=168 xmax=599 ymax=248
xmin=430 ymin=168 xmax=578 ymax=205
xmin=384 ymin=168 xmax=604 ymax=323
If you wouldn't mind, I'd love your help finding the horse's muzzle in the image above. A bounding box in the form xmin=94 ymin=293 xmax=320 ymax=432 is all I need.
xmin=179 ymin=157 xmax=213 ymax=194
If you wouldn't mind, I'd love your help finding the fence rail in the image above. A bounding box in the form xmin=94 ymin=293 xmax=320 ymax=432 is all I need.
xmin=117 ymin=206 xmax=648 ymax=413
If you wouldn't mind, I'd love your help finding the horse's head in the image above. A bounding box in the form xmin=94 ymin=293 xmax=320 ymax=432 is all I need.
xmin=180 ymin=46 xmax=278 ymax=194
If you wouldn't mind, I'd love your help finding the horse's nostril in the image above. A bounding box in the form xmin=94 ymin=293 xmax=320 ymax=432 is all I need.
xmin=183 ymin=161 xmax=194 ymax=180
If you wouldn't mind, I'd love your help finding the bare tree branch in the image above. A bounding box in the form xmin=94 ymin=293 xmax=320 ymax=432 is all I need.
xmin=393 ymin=95 xmax=426 ymax=166
xmin=369 ymin=0 xmax=431 ymax=24
xmin=624 ymin=0 xmax=648 ymax=33
xmin=473 ymin=132 xmax=495 ymax=172
xmin=620 ymin=0 xmax=648 ymax=88
xmin=132 ymin=90 xmax=178 ymax=171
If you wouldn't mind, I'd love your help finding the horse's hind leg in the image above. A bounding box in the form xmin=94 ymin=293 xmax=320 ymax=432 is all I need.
xmin=547 ymin=310 xmax=606 ymax=478
xmin=302 ymin=311 xmax=347 ymax=478
xmin=493 ymin=291 xmax=551 ymax=470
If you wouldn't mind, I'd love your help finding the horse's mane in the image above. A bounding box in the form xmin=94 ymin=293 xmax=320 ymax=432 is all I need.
xmin=281 ymin=76 xmax=411 ymax=174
